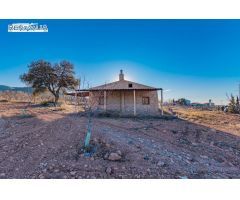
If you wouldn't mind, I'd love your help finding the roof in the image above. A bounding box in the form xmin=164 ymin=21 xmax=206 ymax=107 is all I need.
xmin=76 ymin=70 xmax=162 ymax=92
xmin=87 ymin=80 xmax=161 ymax=91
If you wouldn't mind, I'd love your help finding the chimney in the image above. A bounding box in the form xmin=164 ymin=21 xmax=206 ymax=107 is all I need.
xmin=119 ymin=69 xmax=124 ymax=81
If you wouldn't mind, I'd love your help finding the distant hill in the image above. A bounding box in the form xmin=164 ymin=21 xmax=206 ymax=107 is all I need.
xmin=0 ymin=85 xmax=32 ymax=93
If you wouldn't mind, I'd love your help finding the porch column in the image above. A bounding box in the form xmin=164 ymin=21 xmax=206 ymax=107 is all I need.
xmin=121 ymin=91 xmax=125 ymax=112
xmin=104 ymin=90 xmax=107 ymax=111
xmin=133 ymin=89 xmax=136 ymax=116
xmin=160 ymin=89 xmax=163 ymax=116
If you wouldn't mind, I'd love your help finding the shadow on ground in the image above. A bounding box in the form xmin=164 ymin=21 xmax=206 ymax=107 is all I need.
xmin=0 ymin=102 xmax=239 ymax=179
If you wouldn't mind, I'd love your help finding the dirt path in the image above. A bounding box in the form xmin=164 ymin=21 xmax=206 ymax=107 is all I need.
xmin=0 ymin=102 xmax=240 ymax=178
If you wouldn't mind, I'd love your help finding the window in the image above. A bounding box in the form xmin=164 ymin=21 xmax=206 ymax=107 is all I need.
xmin=142 ymin=97 xmax=150 ymax=105
xmin=128 ymin=83 xmax=132 ymax=88
xmin=99 ymin=96 xmax=104 ymax=105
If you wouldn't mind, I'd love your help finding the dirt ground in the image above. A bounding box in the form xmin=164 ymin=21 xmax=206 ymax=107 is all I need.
xmin=0 ymin=102 xmax=240 ymax=179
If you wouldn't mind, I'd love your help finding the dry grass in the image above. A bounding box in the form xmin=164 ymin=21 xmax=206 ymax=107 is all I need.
xmin=167 ymin=106 xmax=240 ymax=136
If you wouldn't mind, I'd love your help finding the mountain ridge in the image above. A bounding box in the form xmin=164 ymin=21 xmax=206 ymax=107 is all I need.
xmin=0 ymin=85 xmax=32 ymax=93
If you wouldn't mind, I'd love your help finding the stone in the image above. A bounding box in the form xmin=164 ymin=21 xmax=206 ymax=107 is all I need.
xmin=106 ymin=167 xmax=112 ymax=174
xmin=116 ymin=150 xmax=122 ymax=156
xmin=157 ymin=161 xmax=165 ymax=167
xmin=104 ymin=153 xmax=109 ymax=159
xmin=0 ymin=173 xmax=5 ymax=177
xmin=210 ymin=128 xmax=216 ymax=133
xmin=70 ymin=171 xmax=77 ymax=176
xmin=84 ymin=164 xmax=88 ymax=168
xmin=108 ymin=153 xmax=121 ymax=161
xmin=200 ymin=155 xmax=208 ymax=159
xmin=39 ymin=174 xmax=45 ymax=179
xmin=54 ymin=169 xmax=60 ymax=173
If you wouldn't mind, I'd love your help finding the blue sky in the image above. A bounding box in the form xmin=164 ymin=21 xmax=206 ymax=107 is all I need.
xmin=1 ymin=19 xmax=240 ymax=104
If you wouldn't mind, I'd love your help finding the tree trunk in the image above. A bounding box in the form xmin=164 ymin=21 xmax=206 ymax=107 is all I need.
xmin=54 ymin=94 xmax=59 ymax=106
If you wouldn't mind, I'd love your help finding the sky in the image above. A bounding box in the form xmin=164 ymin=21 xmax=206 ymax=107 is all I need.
xmin=1 ymin=19 xmax=240 ymax=105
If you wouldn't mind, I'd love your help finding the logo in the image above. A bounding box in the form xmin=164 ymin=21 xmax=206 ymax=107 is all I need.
xmin=8 ymin=23 xmax=48 ymax=32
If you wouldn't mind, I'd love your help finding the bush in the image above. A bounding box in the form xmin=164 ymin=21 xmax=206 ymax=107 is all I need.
xmin=40 ymin=100 xmax=55 ymax=107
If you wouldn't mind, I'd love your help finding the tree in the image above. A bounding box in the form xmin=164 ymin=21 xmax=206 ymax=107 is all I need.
xmin=20 ymin=60 xmax=78 ymax=105
xmin=228 ymin=94 xmax=237 ymax=113
xmin=236 ymin=96 xmax=240 ymax=113
xmin=176 ymin=98 xmax=189 ymax=106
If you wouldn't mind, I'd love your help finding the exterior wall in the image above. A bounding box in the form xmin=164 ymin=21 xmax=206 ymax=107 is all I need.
xmin=89 ymin=90 xmax=159 ymax=116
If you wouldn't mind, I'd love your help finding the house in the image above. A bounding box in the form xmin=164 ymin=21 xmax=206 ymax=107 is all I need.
xmin=77 ymin=70 xmax=163 ymax=116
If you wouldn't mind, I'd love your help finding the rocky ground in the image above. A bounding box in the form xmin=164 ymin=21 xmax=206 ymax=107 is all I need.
xmin=0 ymin=102 xmax=240 ymax=178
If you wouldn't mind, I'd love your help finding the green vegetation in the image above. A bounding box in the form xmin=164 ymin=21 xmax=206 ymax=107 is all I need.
xmin=20 ymin=60 xmax=78 ymax=105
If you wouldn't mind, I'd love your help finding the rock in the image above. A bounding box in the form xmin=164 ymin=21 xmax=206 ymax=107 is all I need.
xmin=210 ymin=128 xmax=216 ymax=133
xmin=3 ymin=145 xmax=8 ymax=150
xmin=116 ymin=150 xmax=122 ymax=156
xmin=108 ymin=153 xmax=121 ymax=161
xmin=0 ymin=173 xmax=5 ymax=177
xmin=70 ymin=171 xmax=77 ymax=176
xmin=90 ymin=157 xmax=94 ymax=161
xmin=104 ymin=153 xmax=109 ymax=159
xmin=62 ymin=175 xmax=68 ymax=179
xmin=200 ymin=155 xmax=208 ymax=159
xmin=136 ymin=174 xmax=141 ymax=178
xmin=84 ymin=164 xmax=88 ymax=168
xmin=39 ymin=174 xmax=45 ymax=179
xmin=54 ymin=169 xmax=60 ymax=173
xmin=106 ymin=167 xmax=112 ymax=174
xmin=157 ymin=161 xmax=165 ymax=167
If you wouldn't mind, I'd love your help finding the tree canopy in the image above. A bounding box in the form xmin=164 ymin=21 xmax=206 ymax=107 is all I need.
xmin=20 ymin=60 xmax=78 ymax=104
